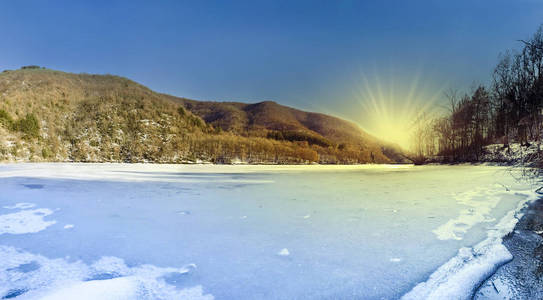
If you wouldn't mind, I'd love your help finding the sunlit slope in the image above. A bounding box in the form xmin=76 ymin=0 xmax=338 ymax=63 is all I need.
xmin=177 ymin=99 xmax=369 ymax=141
xmin=0 ymin=67 xmax=405 ymax=163
xmin=174 ymin=99 xmax=407 ymax=162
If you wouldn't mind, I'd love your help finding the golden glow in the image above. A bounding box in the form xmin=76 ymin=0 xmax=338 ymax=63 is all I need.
xmin=353 ymin=70 xmax=446 ymax=150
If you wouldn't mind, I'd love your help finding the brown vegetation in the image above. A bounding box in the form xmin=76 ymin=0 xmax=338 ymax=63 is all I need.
xmin=0 ymin=68 xmax=404 ymax=164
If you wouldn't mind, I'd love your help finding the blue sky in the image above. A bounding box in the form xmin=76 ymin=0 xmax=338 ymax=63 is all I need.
xmin=1 ymin=0 xmax=542 ymax=138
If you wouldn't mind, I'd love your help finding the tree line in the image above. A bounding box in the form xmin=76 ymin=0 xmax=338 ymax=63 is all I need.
xmin=412 ymin=25 xmax=543 ymax=163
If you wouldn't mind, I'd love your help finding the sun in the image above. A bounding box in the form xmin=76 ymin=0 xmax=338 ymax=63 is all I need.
xmin=353 ymin=71 xmax=445 ymax=150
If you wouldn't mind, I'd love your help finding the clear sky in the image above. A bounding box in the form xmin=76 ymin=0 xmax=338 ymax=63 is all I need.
xmin=1 ymin=0 xmax=542 ymax=146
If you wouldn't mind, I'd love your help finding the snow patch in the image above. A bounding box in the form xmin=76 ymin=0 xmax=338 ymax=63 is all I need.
xmin=0 ymin=245 xmax=213 ymax=300
xmin=39 ymin=277 xmax=139 ymax=300
xmin=482 ymin=143 xmax=540 ymax=163
xmin=278 ymin=248 xmax=290 ymax=256
xmin=3 ymin=203 xmax=36 ymax=210
xmin=0 ymin=208 xmax=56 ymax=235
xmin=432 ymin=185 xmax=508 ymax=240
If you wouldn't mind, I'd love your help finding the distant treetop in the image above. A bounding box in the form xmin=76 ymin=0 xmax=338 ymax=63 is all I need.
xmin=21 ymin=65 xmax=45 ymax=70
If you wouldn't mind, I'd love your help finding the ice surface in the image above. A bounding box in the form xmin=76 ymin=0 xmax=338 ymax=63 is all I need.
xmin=0 ymin=163 xmax=538 ymax=299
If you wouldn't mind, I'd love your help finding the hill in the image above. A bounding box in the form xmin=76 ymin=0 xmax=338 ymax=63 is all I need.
xmin=173 ymin=98 xmax=407 ymax=162
xmin=0 ymin=67 xmax=406 ymax=164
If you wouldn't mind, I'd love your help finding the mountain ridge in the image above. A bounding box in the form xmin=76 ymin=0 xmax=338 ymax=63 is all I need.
xmin=0 ymin=67 xmax=406 ymax=164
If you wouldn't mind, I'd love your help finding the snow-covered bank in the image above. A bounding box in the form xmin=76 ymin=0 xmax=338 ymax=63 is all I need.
xmin=474 ymin=198 xmax=543 ymax=299
xmin=402 ymin=188 xmax=540 ymax=300
xmin=421 ymin=142 xmax=542 ymax=166
xmin=482 ymin=143 xmax=542 ymax=165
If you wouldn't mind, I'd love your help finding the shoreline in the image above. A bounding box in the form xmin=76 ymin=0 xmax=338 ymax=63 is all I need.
xmin=400 ymin=183 xmax=539 ymax=300
xmin=474 ymin=198 xmax=543 ymax=299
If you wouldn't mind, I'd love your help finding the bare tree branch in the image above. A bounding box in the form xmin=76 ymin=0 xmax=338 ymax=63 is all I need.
xmin=518 ymin=39 xmax=543 ymax=51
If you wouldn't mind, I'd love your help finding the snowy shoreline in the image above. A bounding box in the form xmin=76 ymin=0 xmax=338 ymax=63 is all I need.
xmin=401 ymin=143 xmax=543 ymax=299
xmin=402 ymin=187 xmax=541 ymax=300
xmin=473 ymin=197 xmax=543 ymax=298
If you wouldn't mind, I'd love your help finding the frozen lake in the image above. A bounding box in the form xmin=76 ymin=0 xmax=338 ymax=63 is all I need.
xmin=0 ymin=164 xmax=539 ymax=299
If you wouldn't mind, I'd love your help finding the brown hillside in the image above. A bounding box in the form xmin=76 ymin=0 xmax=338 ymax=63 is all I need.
xmin=175 ymin=98 xmax=406 ymax=162
xmin=0 ymin=67 xmax=405 ymax=164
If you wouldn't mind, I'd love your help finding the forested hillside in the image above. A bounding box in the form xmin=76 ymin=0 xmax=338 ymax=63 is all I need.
xmin=174 ymin=98 xmax=406 ymax=163
xmin=0 ymin=67 xmax=404 ymax=164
